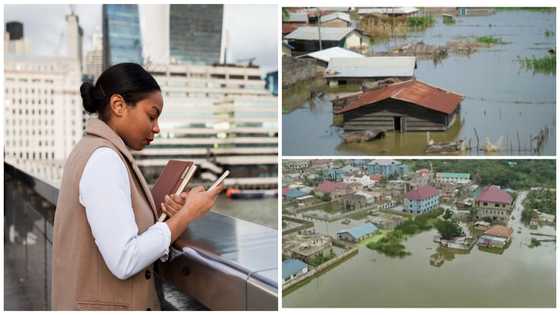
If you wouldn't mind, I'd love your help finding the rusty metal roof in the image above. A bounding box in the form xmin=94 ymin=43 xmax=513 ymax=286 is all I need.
xmin=334 ymin=80 xmax=463 ymax=115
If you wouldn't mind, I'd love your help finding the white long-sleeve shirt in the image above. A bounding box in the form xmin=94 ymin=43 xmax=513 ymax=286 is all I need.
xmin=79 ymin=147 xmax=171 ymax=280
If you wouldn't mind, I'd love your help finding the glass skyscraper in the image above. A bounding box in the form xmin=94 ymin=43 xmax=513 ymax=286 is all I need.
xmin=169 ymin=4 xmax=223 ymax=65
xmin=102 ymin=4 xmax=143 ymax=69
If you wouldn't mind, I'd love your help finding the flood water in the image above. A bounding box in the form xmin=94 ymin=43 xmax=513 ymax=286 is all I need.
xmin=283 ymin=192 xmax=556 ymax=307
xmin=283 ymin=10 xmax=556 ymax=156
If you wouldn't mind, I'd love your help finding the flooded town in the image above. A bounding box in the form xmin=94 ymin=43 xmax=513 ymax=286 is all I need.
xmin=282 ymin=7 xmax=556 ymax=155
xmin=282 ymin=159 xmax=556 ymax=307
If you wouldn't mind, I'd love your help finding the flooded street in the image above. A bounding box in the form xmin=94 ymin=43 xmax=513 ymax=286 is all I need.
xmin=283 ymin=192 xmax=556 ymax=307
xmin=283 ymin=10 xmax=556 ymax=155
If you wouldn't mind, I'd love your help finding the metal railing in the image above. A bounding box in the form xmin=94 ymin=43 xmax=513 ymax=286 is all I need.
xmin=3 ymin=162 xmax=277 ymax=310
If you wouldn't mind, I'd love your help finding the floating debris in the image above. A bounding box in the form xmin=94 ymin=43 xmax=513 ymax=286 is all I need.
xmin=342 ymin=129 xmax=386 ymax=143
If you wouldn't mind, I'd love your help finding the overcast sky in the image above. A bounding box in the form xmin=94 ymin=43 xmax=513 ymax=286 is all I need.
xmin=4 ymin=4 xmax=278 ymax=71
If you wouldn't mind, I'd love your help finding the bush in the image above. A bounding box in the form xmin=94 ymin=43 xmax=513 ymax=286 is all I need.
xmin=407 ymin=16 xmax=435 ymax=28
xmin=434 ymin=219 xmax=463 ymax=240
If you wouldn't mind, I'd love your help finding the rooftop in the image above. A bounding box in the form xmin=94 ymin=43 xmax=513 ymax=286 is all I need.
xmin=406 ymin=185 xmax=439 ymax=201
xmin=282 ymin=259 xmax=307 ymax=279
xmin=298 ymin=47 xmax=364 ymax=63
xmin=316 ymin=180 xmax=348 ymax=193
xmin=325 ymin=56 xmax=416 ymax=78
xmin=320 ymin=12 xmax=352 ymax=23
xmin=282 ymin=23 xmax=299 ymax=34
xmin=484 ymin=225 xmax=513 ymax=239
xmin=337 ymin=223 xmax=378 ymax=239
xmin=283 ymin=12 xmax=309 ymax=23
xmin=437 ymin=172 xmax=471 ymax=179
xmin=357 ymin=7 xmax=419 ymax=15
xmin=285 ymin=26 xmax=357 ymax=41
xmin=368 ymin=159 xmax=401 ymax=166
xmin=476 ymin=185 xmax=513 ymax=204
xmin=334 ymin=80 xmax=464 ymax=115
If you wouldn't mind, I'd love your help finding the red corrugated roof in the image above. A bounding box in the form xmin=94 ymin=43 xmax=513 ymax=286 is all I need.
xmin=476 ymin=185 xmax=512 ymax=204
xmin=406 ymin=185 xmax=439 ymax=201
xmin=334 ymin=80 xmax=463 ymax=115
xmin=316 ymin=181 xmax=348 ymax=193
xmin=282 ymin=23 xmax=299 ymax=34
xmin=484 ymin=225 xmax=513 ymax=238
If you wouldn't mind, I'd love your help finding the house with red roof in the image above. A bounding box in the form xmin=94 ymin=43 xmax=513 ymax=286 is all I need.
xmin=404 ymin=185 xmax=440 ymax=214
xmin=478 ymin=225 xmax=513 ymax=248
xmin=334 ymin=79 xmax=463 ymax=132
xmin=315 ymin=180 xmax=349 ymax=200
xmin=475 ymin=185 xmax=513 ymax=222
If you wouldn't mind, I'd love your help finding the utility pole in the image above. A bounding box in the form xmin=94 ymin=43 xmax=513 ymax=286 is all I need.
xmin=317 ymin=7 xmax=322 ymax=51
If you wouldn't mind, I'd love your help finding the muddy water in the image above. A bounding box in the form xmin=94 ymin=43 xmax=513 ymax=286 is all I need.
xmin=282 ymin=10 xmax=556 ymax=156
xmin=283 ymin=195 xmax=556 ymax=307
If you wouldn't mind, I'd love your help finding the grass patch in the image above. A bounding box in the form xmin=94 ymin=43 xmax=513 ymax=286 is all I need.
xmin=443 ymin=16 xmax=455 ymax=25
xmin=307 ymin=250 xmax=336 ymax=267
xmin=359 ymin=229 xmax=388 ymax=246
xmin=318 ymin=202 xmax=339 ymax=214
xmin=407 ymin=16 xmax=435 ymax=28
xmin=476 ymin=36 xmax=506 ymax=45
xmin=519 ymin=54 xmax=556 ymax=75
xmin=367 ymin=230 xmax=410 ymax=257
xmin=366 ymin=208 xmax=444 ymax=257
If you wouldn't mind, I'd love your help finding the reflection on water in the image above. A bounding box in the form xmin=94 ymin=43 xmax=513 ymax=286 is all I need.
xmin=283 ymin=10 xmax=556 ymax=155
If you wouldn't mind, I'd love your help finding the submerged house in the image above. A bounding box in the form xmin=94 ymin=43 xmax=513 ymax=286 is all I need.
xmin=284 ymin=26 xmax=367 ymax=55
xmin=325 ymin=56 xmax=416 ymax=87
xmin=478 ymin=225 xmax=513 ymax=248
xmin=334 ymin=80 xmax=463 ymax=132
xmin=337 ymin=223 xmax=378 ymax=243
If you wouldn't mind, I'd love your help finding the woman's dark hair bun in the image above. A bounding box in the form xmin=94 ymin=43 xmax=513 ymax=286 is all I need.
xmin=80 ymin=82 xmax=99 ymax=113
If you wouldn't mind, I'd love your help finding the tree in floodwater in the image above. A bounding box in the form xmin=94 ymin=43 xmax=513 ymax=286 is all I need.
xmin=434 ymin=219 xmax=464 ymax=240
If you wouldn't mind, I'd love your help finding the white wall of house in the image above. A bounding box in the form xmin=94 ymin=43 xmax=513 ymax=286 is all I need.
xmin=344 ymin=32 xmax=362 ymax=49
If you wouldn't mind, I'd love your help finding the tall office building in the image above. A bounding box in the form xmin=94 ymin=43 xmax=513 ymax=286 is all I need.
xmin=169 ymin=4 xmax=223 ymax=65
xmin=66 ymin=12 xmax=84 ymax=70
xmin=84 ymin=32 xmax=103 ymax=80
xmin=102 ymin=4 xmax=143 ymax=69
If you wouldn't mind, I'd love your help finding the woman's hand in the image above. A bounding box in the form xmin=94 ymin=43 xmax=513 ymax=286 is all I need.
xmin=160 ymin=192 xmax=188 ymax=218
xmin=181 ymin=185 xmax=224 ymax=221
xmin=164 ymin=184 xmax=225 ymax=242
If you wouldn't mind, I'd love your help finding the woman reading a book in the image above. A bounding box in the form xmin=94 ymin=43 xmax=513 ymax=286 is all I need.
xmin=51 ymin=63 xmax=223 ymax=310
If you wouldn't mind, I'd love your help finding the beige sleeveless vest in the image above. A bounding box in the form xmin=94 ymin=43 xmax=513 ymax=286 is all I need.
xmin=52 ymin=118 xmax=161 ymax=310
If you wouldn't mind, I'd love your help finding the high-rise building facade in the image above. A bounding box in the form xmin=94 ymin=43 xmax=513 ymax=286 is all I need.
xmin=136 ymin=63 xmax=277 ymax=186
xmin=169 ymin=4 xmax=223 ymax=65
xmin=102 ymin=4 xmax=143 ymax=69
xmin=4 ymin=55 xmax=83 ymax=162
xmin=66 ymin=12 xmax=84 ymax=70
xmin=84 ymin=32 xmax=103 ymax=80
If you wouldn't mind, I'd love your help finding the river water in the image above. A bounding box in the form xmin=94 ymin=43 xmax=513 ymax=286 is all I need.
xmin=283 ymin=192 xmax=556 ymax=307
xmin=283 ymin=10 xmax=556 ymax=156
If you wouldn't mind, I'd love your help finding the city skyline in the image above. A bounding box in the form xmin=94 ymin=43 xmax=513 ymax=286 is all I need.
xmin=4 ymin=4 xmax=278 ymax=72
